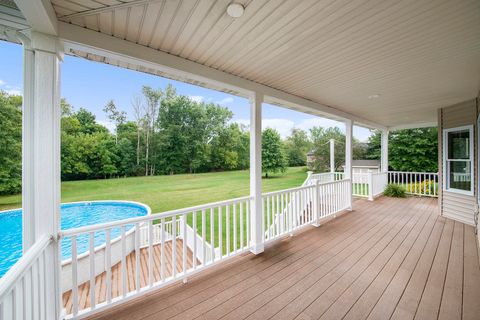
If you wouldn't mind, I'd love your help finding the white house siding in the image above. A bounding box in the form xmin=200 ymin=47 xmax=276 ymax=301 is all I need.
xmin=438 ymin=98 xmax=478 ymax=226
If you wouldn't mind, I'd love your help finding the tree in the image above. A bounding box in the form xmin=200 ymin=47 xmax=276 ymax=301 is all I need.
xmin=131 ymin=95 xmax=145 ymax=167
xmin=284 ymin=128 xmax=311 ymax=166
xmin=310 ymin=127 xmax=346 ymax=172
xmin=366 ymin=128 xmax=438 ymax=172
xmin=142 ymin=86 xmax=163 ymax=176
xmin=0 ymin=91 xmax=22 ymax=195
xmin=74 ymin=108 xmax=107 ymax=134
xmin=262 ymin=128 xmax=287 ymax=178
xmin=103 ymin=99 xmax=126 ymax=144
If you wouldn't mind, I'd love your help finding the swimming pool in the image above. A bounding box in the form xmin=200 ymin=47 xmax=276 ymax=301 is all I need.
xmin=0 ymin=201 xmax=150 ymax=277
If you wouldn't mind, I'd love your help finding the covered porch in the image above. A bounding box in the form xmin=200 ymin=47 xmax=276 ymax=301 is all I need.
xmin=0 ymin=0 xmax=479 ymax=319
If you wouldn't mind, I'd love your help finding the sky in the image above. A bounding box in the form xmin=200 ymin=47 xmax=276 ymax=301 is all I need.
xmin=0 ymin=40 xmax=373 ymax=141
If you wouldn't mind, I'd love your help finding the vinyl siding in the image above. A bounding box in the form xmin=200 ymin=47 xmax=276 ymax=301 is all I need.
xmin=439 ymin=98 xmax=478 ymax=226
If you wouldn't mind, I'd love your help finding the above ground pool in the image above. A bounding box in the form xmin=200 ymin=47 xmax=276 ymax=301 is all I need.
xmin=0 ymin=201 xmax=150 ymax=277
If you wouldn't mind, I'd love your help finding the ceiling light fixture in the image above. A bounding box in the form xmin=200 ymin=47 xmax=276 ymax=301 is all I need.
xmin=368 ymin=94 xmax=381 ymax=99
xmin=227 ymin=2 xmax=245 ymax=18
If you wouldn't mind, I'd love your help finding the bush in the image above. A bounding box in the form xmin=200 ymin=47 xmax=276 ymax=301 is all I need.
xmin=405 ymin=180 xmax=437 ymax=195
xmin=384 ymin=184 xmax=406 ymax=198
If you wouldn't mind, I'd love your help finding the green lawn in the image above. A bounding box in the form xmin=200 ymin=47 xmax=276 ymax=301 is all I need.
xmin=0 ymin=167 xmax=308 ymax=212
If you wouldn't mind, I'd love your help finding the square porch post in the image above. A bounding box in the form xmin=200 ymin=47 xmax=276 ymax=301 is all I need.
xmin=381 ymin=129 xmax=389 ymax=172
xmin=345 ymin=120 xmax=353 ymax=210
xmin=22 ymin=31 xmax=63 ymax=319
xmin=249 ymin=92 xmax=264 ymax=255
xmin=330 ymin=138 xmax=335 ymax=174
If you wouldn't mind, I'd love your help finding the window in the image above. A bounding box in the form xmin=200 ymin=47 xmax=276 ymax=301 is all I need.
xmin=443 ymin=126 xmax=473 ymax=194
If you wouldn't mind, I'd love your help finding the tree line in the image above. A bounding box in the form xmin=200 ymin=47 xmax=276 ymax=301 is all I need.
xmin=0 ymin=87 xmax=438 ymax=196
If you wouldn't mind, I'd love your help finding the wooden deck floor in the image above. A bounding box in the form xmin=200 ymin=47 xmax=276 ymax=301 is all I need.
xmin=86 ymin=197 xmax=480 ymax=320
xmin=63 ymin=239 xmax=196 ymax=314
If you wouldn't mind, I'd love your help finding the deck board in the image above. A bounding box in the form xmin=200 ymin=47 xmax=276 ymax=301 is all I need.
xmin=81 ymin=197 xmax=480 ymax=320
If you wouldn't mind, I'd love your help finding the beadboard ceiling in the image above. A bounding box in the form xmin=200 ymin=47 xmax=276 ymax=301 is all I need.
xmin=17 ymin=1 xmax=480 ymax=127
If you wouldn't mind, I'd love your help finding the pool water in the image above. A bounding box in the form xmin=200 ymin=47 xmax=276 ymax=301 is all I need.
xmin=0 ymin=201 xmax=149 ymax=277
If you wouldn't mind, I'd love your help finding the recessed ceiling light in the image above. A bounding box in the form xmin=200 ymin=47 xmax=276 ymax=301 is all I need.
xmin=368 ymin=94 xmax=381 ymax=99
xmin=227 ymin=2 xmax=244 ymax=18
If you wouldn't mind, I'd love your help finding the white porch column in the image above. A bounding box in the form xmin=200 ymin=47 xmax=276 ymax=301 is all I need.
xmin=23 ymin=31 xmax=63 ymax=318
xmin=329 ymin=139 xmax=335 ymax=173
xmin=250 ymin=92 xmax=264 ymax=255
xmin=345 ymin=120 xmax=353 ymax=209
xmin=21 ymin=36 xmax=35 ymax=251
xmin=381 ymin=129 xmax=389 ymax=172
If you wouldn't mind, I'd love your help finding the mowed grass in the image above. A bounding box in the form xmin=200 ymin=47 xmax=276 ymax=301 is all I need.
xmin=0 ymin=167 xmax=308 ymax=212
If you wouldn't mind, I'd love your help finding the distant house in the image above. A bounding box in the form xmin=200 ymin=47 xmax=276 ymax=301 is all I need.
xmin=342 ymin=160 xmax=380 ymax=174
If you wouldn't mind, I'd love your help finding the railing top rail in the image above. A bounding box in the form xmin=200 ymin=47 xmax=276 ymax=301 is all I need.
xmin=263 ymin=178 xmax=350 ymax=197
xmin=387 ymin=171 xmax=438 ymax=175
xmin=61 ymin=195 xmax=253 ymax=237
xmin=0 ymin=234 xmax=52 ymax=301
xmin=371 ymin=172 xmax=388 ymax=176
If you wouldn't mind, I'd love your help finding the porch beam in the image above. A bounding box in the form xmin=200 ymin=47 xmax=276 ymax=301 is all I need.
xmin=381 ymin=129 xmax=389 ymax=172
xmin=345 ymin=120 xmax=353 ymax=210
xmin=388 ymin=121 xmax=437 ymax=131
xmin=57 ymin=22 xmax=386 ymax=131
xmin=14 ymin=0 xmax=58 ymax=35
xmin=250 ymin=92 xmax=264 ymax=255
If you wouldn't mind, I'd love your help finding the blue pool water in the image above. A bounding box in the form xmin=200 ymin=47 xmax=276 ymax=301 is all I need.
xmin=0 ymin=201 xmax=149 ymax=277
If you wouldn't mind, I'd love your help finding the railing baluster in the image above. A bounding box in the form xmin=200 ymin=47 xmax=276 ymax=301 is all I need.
xmin=89 ymin=232 xmax=96 ymax=310
xmin=202 ymin=209 xmax=206 ymax=265
xmin=148 ymin=221 xmax=153 ymax=287
xmin=218 ymin=206 xmax=222 ymax=258
xmin=182 ymin=213 xmax=187 ymax=276
xmin=105 ymin=228 xmax=112 ymax=303
xmin=193 ymin=211 xmax=197 ymax=270
xmin=266 ymin=196 xmax=270 ymax=240
xmin=134 ymin=223 xmax=140 ymax=292
xmin=210 ymin=208 xmax=215 ymax=263
xmin=121 ymin=226 xmax=127 ymax=297
xmin=240 ymin=202 xmax=244 ymax=250
xmin=160 ymin=218 xmax=165 ymax=281
xmin=172 ymin=216 xmax=177 ymax=278
xmin=278 ymin=194 xmax=282 ymax=234
xmin=72 ymin=235 xmax=78 ymax=316
xmin=226 ymin=205 xmax=230 ymax=256
xmin=233 ymin=204 xmax=237 ymax=253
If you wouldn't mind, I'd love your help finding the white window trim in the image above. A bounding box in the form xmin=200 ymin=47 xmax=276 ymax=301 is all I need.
xmin=443 ymin=125 xmax=474 ymax=196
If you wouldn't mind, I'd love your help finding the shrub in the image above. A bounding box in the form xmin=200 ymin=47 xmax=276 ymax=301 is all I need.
xmin=405 ymin=179 xmax=437 ymax=195
xmin=384 ymin=184 xmax=406 ymax=198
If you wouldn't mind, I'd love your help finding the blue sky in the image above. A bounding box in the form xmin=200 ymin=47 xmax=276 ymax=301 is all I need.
xmin=0 ymin=40 xmax=372 ymax=141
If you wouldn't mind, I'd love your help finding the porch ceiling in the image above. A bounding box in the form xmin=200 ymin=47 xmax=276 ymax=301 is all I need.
xmin=9 ymin=0 xmax=480 ymax=128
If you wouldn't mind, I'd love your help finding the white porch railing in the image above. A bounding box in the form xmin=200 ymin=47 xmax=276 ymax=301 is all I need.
xmin=59 ymin=196 xmax=251 ymax=319
xmin=388 ymin=171 xmax=439 ymax=197
xmin=0 ymin=234 xmax=53 ymax=320
xmin=303 ymin=172 xmax=344 ymax=186
xmin=264 ymin=179 xmax=351 ymax=242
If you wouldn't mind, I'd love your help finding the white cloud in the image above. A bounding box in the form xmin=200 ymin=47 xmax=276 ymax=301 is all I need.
xmin=97 ymin=120 xmax=116 ymax=133
xmin=188 ymin=95 xmax=204 ymax=103
xmin=4 ymin=88 xmax=22 ymax=96
xmin=0 ymin=80 xmax=5 ymax=86
xmin=215 ymin=97 xmax=234 ymax=105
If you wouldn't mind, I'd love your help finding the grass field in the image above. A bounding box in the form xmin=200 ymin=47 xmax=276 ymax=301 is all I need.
xmin=0 ymin=167 xmax=308 ymax=212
